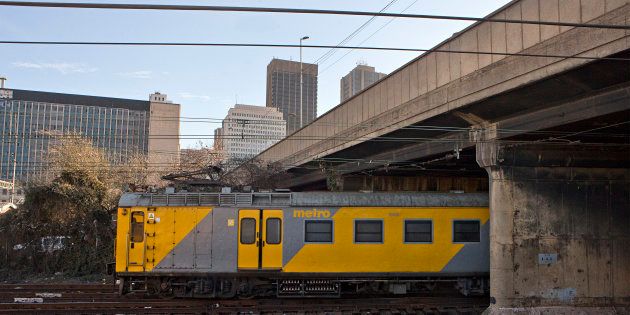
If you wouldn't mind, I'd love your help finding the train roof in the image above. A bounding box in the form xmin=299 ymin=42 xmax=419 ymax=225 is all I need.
xmin=118 ymin=192 xmax=488 ymax=208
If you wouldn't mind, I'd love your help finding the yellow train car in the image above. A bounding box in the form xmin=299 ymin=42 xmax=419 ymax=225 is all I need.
xmin=114 ymin=191 xmax=489 ymax=298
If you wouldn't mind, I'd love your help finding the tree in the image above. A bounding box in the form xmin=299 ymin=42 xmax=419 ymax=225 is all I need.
xmin=178 ymin=141 xmax=224 ymax=173
xmin=221 ymin=158 xmax=289 ymax=190
xmin=0 ymin=135 xmax=152 ymax=278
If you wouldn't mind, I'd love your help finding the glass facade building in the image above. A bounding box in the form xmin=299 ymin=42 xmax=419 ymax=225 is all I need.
xmin=0 ymin=89 xmax=152 ymax=183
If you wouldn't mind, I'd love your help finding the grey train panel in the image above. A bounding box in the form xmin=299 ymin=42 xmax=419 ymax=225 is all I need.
xmin=441 ymin=222 xmax=490 ymax=273
xmin=157 ymin=208 xmax=211 ymax=270
xmin=290 ymin=192 xmax=488 ymax=207
xmin=119 ymin=192 xmax=488 ymax=208
xmin=172 ymin=228 xmax=196 ymax=269
xmin=195 ymin=212 xmax=213 ymax=269
xmin=210 ymin=208 xmax=238 ymax=273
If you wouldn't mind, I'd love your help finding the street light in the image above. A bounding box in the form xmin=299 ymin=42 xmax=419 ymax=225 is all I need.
xmin=299 ymin=36 xmax=309 ymax=129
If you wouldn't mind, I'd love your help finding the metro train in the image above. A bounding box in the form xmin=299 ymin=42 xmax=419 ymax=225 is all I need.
xmin=113 ymin=191 xmax=489 ymax=298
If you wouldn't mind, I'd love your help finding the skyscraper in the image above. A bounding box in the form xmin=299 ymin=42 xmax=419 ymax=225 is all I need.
xmin=0 ymin=87 xmax=180 ymax=182
xmin=340 ymin=64 xmax=387 ymax=102
xmin=215 ymin=104 xmax=286 ymax=161
xmin=266 ymin=58 xmax=317 ymax=135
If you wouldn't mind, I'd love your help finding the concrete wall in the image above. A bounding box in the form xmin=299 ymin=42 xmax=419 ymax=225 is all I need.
xmin=256 ymin=0 xmax=629 ymax=167
xmin=477 ymin=142 xmax=630 ymax=312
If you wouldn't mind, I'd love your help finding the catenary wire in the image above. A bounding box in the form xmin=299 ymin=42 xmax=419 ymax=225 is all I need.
xmin=3 ymin=116 xmax=627 ymax=139
xmin=320 ymin=0 xmax=420 ymax=75
xmin=310 ymin=0 xmax=399 ymax=68
xmin=1 ymin=112 xmax=627 ymax=138
xmin=0 ymin=1 xmax=628 ymax=30
xmin=1 ymin=41 xmax=629 ymax=62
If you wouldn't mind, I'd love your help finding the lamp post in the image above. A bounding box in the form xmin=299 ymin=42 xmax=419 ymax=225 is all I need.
xmin=299 ymin=36 xmax=309 ymax=129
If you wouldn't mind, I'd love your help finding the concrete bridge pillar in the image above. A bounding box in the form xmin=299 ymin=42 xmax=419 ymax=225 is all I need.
xmin=476 ymin=142 xmax=630 ymax=314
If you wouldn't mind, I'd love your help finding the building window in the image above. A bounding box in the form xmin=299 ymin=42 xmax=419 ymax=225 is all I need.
xmin=266 ymin=218 xmax=281 ymax=244
xmin=453 ymin=220 xmax=480 ymax=243
xmin=354 ymin=220 xmax=383 ymax=243
xmin=305 ymin=220 xmax=333 ymax=243
xmin=404 ymin=220 xmax=432 ymax=243
xmin=240 ymin=218 xmax=256 ymax=244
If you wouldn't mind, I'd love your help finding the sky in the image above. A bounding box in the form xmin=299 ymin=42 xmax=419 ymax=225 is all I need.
xmin=0 ymin=0 xmax=512 ymax=148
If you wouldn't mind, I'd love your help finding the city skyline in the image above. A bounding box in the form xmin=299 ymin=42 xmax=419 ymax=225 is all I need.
xmin=0 ymin=0 xmax=511 ymax=148
xmin=0 ymin=88 xmax=180 ymax=182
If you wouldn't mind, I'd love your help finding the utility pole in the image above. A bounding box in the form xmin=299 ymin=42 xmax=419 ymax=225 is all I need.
xmin=299 ymin=36 xmax=309 ymax=129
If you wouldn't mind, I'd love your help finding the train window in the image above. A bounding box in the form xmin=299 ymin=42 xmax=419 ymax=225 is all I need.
xmin=453 ymin=220 xmax=480 ymax=242
xmin=240 ymin=218 xmax=256 ymax=244
xmin=266 ymin=218 xmax=282 ymax=244
xmin=404 ymin=220 xmax=432 ymax=243
xmin=130 ymin=212 xmax=144 ymax=243
xmin=305 ymin=220 xmax=333 ymax=243
xmin=355 ymin=220 xmax=383 ymax=243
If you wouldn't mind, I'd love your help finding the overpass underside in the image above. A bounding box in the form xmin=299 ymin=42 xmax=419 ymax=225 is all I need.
xmin=287 ymin=49 xmax=630 ymax=193
xmin=284 ymin=51 xmax=630 ymax=313
xmin=248 ymin=3 xmax=630 ymax=312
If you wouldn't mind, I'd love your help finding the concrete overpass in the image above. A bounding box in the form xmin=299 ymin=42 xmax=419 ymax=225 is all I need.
xmin=255 ymin=0 xmax=629 ymax=188
xmin=248 ymin=0 xmax=630 ymax=313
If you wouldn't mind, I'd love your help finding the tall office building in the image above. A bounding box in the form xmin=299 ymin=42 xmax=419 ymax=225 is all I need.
xmin=340 ymin=64 xmax=387 ymax=102
xmin=266 ymin=58 xmax=317 ymax=135
xmin=0 ymin=87 xmax=180 ymax=183
xmin=215 ymin=104 xmax=285 ymax=161
xmin=213 ymin=127 xmax=223 ymax=152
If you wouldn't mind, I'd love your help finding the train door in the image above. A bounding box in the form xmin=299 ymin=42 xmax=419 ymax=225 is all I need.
xmin=127 ymin=209 xmax=146 ymax=271
xmin=261 ymin=210 xmax=283 ymax=269
xmin=237 ymin=209 xmax=283 ymax=270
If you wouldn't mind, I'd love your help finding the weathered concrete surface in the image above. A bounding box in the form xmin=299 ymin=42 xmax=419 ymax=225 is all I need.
xmin=340 ymin=175 xmax=488 ymax=192
xmin=477 ymin=142 xmax=630 ymax=313
xmin=254 ymin=1 xmax=630 ymax=168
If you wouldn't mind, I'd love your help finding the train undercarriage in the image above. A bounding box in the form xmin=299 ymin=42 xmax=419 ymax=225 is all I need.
xmin=117 ymin=274 xmax=488 ymax=299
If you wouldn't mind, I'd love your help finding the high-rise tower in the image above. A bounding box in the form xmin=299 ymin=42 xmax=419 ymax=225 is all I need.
xmin=266 ymin=58 xmax=318 ymax=135
xmin=340 ymin=64 xmax=386 ymax=102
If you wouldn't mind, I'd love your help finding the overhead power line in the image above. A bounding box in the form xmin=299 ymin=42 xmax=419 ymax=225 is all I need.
xmin=320 ymin=0 xmax=419 ymax=75
xmin=0 ymin=1 xmax=628 ymax=30
xmin=1 ymin=41 xmax=629 ymax=62
xmin=311 ymin=0 xmax=399 ymax=68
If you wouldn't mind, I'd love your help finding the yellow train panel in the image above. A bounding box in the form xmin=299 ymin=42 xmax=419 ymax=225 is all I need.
xmin=283 ymin=207 xmax=488 ymax=273
xmin=115 ymin=206 xmax=211 ymax=273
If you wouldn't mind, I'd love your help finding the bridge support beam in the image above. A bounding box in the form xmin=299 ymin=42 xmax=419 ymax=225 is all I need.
xmin=476 ymin=142 xmax=630 ymax=314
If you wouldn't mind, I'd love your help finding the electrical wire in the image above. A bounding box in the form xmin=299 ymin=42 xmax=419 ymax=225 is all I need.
xmin=2 ymin=41 xmax=629 ymax=62
xmin=320 ymin=0 xmax=420 ymax=75
xmin=0 ymin=1 xmax=628 ymax=30
xmin=1 ymin=112 xmax=628 ymax=139
xmin=310 ymin=0 xmax=399 ymax=69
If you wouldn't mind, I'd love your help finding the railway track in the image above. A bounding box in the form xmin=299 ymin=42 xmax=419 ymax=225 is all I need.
xmin=0 ymin=283 xmax=489 ymax=314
